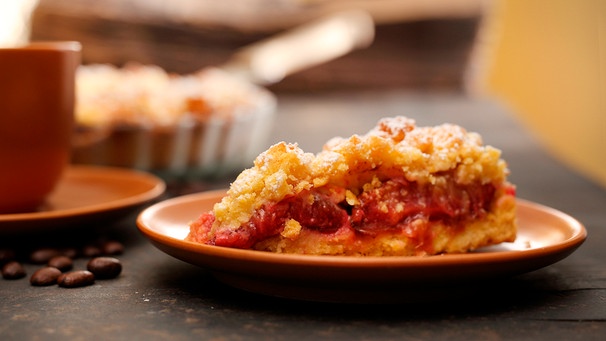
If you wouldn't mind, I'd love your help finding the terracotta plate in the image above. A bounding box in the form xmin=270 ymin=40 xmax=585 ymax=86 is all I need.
xmin=0 ymin=165 xmax=165 ymax=232
xmin=137 ymin=190 xmax=587 ymax=303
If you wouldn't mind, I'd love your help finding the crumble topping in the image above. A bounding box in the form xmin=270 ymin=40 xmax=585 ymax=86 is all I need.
xmin=76 ymin=63 xmax=275 ymax=127
xmin=210 ymin=116 xmax=509 ymax=232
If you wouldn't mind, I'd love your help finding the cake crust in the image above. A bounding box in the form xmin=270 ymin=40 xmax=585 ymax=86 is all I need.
xmin=186 ymin=116 xmax=517 ymax=256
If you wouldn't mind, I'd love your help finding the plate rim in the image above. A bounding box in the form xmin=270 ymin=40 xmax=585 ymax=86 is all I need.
xmin=0 ymin=165 xmax=166 ymax=225
xmin=137 ymin=190 xmax=587 ymax=269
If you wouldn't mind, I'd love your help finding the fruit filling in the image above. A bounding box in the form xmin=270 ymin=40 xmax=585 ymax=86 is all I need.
xmin=190 ymin=176 xmax=509 ymax=249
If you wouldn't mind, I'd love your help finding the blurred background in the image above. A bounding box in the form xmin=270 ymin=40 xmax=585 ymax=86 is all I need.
xmin=1 ymin=0 xmax=605 ymax=188
xmin=4 ymin=0 xmax=484 ymax=93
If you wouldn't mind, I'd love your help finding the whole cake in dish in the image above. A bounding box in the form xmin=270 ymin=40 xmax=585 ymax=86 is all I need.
xmin=186 ymin=116 xmax=517 ymax=256
xmin=72 ymin=63 xmax=276 ymax=173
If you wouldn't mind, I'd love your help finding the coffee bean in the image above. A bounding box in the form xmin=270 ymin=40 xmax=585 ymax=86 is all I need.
xmin=100 ymin=240 xmax=124 ymax=256
xmin=29 ymin=248 xmax=61 ymax=264
xmin=30 ymin=267 xmax=62 ymax=286
xmin=87 ymin=257 xmax=122 ymax=279
xmin=0 ymin=248 xmax=16 ymax=265
xmin=47 ymin=255 xmax=73 ymax=272
xmin=2 ymin=261 xmax=26 ymax=279
xmin=57 ymin=270 xmax=95 ymax=288
xmin=59 ymin=247 xmax=79 ymax=259
xmin=81 ymin=244 xmax=102 ymax=258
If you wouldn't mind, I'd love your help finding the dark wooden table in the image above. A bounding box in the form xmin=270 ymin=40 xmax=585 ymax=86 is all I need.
xmin=1 ymin=91 xmax=604 ymax=340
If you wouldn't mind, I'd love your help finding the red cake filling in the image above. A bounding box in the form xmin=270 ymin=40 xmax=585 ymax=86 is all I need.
xmin=190 ymin=177 xmax=515 ymax=249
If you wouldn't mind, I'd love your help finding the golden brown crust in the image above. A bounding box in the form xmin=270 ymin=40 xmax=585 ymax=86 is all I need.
xmin=193 ymin=116 xmax=517 ymax=256
xmin=212 ymin=117 xmax=509 ymax=226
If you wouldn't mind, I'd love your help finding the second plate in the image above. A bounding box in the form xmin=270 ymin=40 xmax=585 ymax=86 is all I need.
xmin=0 ymin=165 xmax=165 ymax=233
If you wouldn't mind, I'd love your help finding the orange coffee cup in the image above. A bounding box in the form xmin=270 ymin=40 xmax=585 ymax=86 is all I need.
xmin=0 ymin=41 xmax=81 ymax=213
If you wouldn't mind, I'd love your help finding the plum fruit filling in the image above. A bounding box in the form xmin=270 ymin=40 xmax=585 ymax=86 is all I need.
xmin=194 ymin=177 xmax=505 ymax=249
